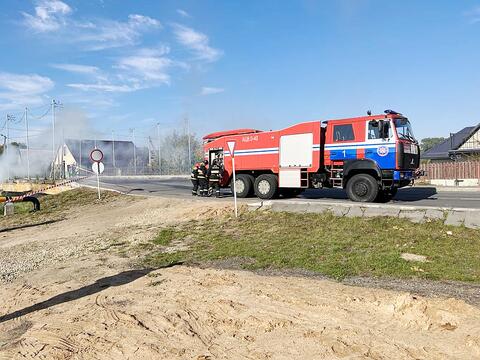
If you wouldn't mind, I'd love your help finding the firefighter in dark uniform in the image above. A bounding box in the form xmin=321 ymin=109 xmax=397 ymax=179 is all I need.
xmin=207 ymin=156 xmax=224 ymax=198
xmin=190 ymin=163 xmax=200 ymax=196
xmin=198 ymin=160 xmax=209 ymax=197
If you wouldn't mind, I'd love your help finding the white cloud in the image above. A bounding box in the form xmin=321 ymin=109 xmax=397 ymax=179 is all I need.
xmin=172 ymin=24 xmax=222 ymax=62
xmin=67 ymin=83 xmax=138 ymax=93
xmin=177 ymin=9 xmax=191 ymax=18
xmin=0 ymin=72 xmax=54 ymax=110
xmin=22 ymin=2 xmax=162 ymax=50
xmin=22 ymin=0 xmax=72 ymax=32
xmin=200 ymin=87 xmax=224 ymax=96
xmin=51 ymin=63 xmax=100 ymax=74
xmin=76 ymin=14 xmax=162 ymax=50
xmin=465 ymin=6 xmax=480 ymax=23
xmin=116 ymin=47 xmax=173 ymax=83
xmin=66 ymin=46 xmax=175 ymax=93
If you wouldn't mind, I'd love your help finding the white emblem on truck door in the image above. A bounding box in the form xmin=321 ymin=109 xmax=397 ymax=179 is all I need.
xmin=377 ymin=146 xmax=389 ymax=157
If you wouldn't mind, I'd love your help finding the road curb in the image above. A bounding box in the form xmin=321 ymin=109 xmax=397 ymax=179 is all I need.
xmin=247 ymin=200 xmax=480 ymax=229
xmin=412 ymin=185 xmax=480 ymax=192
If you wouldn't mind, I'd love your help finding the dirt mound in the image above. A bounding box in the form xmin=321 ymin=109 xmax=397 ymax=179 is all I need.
xmin=1 ymin=265 xmax=479 ymax=359
xmin=1 ymin=191 xmax=479 ymax=359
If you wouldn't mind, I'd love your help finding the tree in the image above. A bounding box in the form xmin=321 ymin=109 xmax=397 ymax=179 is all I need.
xmin=420 ymin=137 xmax=446 ymax=152
xmin=159 ymin=130 xmax=202 ymax=174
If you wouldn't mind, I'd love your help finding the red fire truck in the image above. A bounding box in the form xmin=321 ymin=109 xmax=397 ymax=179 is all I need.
xmin=203 ymin=110 xmax=420 ymax=202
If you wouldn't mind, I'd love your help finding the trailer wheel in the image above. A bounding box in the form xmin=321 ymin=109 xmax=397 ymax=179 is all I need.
xmin=231 ymin=174 xmax=253 ymax=198
xmin=254 ymin=174 xmax=278 ymax=199
xmin=345 ymin=174 xmax=379 ymax=202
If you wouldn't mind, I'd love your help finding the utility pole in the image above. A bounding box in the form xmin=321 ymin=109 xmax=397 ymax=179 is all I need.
xmin=25 ymin=107 xmax=30 ymax=180
xmin=131 ymin=128 xmax=137 ymax=175
xmin=186 ymin=117 xmax=191 ymax=171
xmin=51 ymin=99 xmax=59 ymax=181
xmin=156 ymin=123 xmax=161 ymax=175
xmin=79 ymin=139 xmax=82 ymax=175
xmin=5 ymin=114 xmax=10 ymax=181
xmin=61 ymin=127 xmax=65 ymax=179
xmin=112 ymin=130 xmax=116 ymax=169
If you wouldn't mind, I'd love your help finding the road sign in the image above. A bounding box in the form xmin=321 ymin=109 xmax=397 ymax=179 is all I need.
xmin=227 ymin=141 xmax=236 ymax=157
xmin=92 ymin=162 xmax=104 ymax=174
xmin=90 ymin=149 xmax=104 ymax=162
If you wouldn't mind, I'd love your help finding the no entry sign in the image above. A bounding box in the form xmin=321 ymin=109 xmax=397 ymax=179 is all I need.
xmin=90 ymin=149 xmax=104 ymax=162
xmin=89 ymin=148 xmax=104 ymax=200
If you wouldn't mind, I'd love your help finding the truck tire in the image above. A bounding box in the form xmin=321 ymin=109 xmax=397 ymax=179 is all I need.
xmin=254 ymin=174 xmax=278 ymax=199
xmin=231 ymin=174 xmax=253 ymax=198
xmin=244 ymin=174 xmax=255 ymax=197
xmin=345 ymin=174 xmax=379 ymax=202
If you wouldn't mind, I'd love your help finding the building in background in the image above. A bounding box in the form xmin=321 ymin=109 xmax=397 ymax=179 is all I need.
xmin=53 ymin=139 xmax=149 ymax=177
xmin=422 ymin=124 xmax=480 ymax=161
xmin=421 ymin=124 xmax=480 ymax=186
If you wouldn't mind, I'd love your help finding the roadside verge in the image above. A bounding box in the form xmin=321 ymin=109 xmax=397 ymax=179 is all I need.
xmin=248 ymin=200 xmax=480 ymax=229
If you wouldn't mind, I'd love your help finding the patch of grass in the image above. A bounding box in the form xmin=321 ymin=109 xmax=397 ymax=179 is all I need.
xmin=144 ymin=211 xmax=480 ymax=282
xmin=0 ymin=202 xmax=32 ymax=215
xmin=0 ymin=188 xmax=123 ymax=229
xmin=152 ymin=228 xmax=178 ymax=246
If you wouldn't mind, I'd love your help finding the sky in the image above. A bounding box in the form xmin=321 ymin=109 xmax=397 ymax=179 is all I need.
xmin=1 ymin=0 xmax=480 ymax=144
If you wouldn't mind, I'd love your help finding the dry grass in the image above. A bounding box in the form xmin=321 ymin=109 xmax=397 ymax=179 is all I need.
xmin=145 ymin=211 xmax=480 ymax=282
xmin=0 ymin=188 xmax=122 ymax=229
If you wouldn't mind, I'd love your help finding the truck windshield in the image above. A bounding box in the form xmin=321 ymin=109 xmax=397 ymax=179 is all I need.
xmin=394 ymin=118 xmax=416 ymax=142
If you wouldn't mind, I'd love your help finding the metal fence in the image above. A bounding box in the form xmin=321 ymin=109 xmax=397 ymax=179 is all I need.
xmin=420 ymin=160 xmax=480 ymax=180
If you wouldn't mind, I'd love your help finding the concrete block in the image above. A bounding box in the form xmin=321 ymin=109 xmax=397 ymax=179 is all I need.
xmin=272 ymin=203 xmax=310 ymax=213
xmin=363 ymin=207 xmax=400 ymax=218
xmin=247 ymin=201 xmax=271 ymax=211
xmin=464 ymin=211 xmax=480 ymax=229
xmin=3 ymin=202 xmax=14 ymax=216
xmin=345 ymin=206 xmax=365 ymax=218
xmin=399 ymin=210 xmax=426 ymax=223
xmin=424 ymin=209 xmax=445 ymax=221
xmin=444 ymin=211 xmax=465 ymax=227
xmin=303 ymin=203 xmax=331 ymax=214
xmin=329 ymin=205 xmax=350 ymax=217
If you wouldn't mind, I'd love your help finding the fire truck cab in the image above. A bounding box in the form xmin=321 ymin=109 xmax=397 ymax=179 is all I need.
xmin=203 ymin=110 xmax=420 ymax=202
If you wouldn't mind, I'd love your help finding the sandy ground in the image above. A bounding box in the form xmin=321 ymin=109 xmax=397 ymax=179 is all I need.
xmin=1 ymin=193 xmax=480 ymax=359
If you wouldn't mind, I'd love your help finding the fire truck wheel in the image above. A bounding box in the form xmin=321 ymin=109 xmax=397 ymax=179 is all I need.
xmin=254 ymin=174 xmax=278 ymax=199
xmin=345 ymin=174 xmax=379 ymax=202
xmin=231 ymin=174 xmax=253 ymax=198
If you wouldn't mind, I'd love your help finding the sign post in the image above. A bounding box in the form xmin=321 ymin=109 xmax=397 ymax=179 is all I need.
xmin=227 ymin=141 xmax=238 ymax=218
xmin=90 ymin=149 xmax=104 ymax=200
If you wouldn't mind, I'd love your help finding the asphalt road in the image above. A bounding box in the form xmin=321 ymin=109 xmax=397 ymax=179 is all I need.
xmin=79 ymin=177 xmax=480 ymax=209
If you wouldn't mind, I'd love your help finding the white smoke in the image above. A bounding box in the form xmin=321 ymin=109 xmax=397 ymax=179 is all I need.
xmin=0 ymin=105 xmax=94 ymax=182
